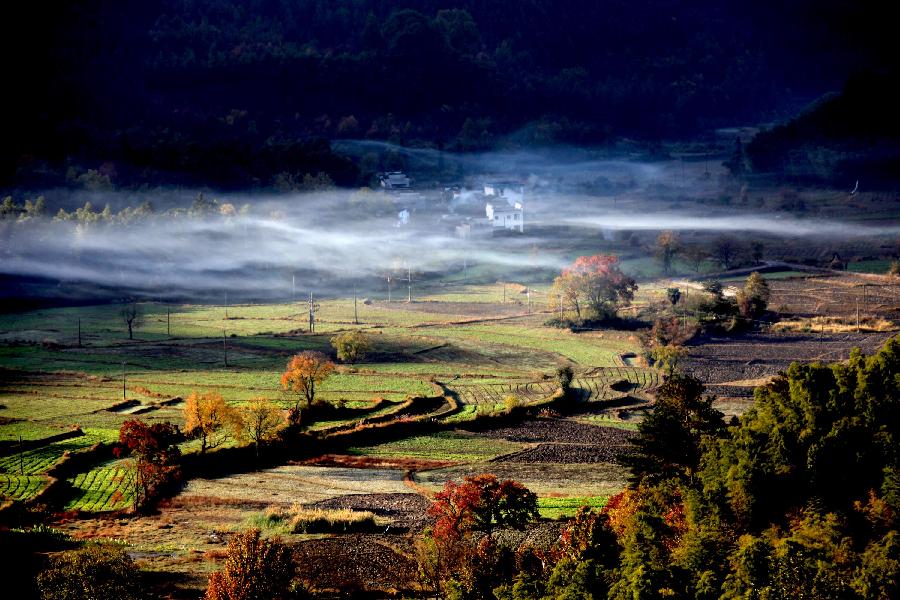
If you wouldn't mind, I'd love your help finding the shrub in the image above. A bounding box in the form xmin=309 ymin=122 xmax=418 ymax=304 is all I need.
xmin=37 ymin=544 xmax=140 ymax=600
xmin=205 ymin=529 xmax=295 ymax=600
xmin=701 ymin=279 xmax=723 ymax=296
xmin=736 ymin=271 xmax=770 ymax=320
xmin=665 ymin=287 xmax=681 ymax=307
xmin=555 ymin=366 xmax=574 ymax=391
xmin=650 ymin=345 xmax=687 ymax=375
xmin=330 ymin=330 xmax=372 ymax=364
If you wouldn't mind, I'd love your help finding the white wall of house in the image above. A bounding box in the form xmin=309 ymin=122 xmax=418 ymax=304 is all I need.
xmin=487 ymin=206 xmax=524 ymax=232
xmin=380 ymin=172 xmax=411 ymax=188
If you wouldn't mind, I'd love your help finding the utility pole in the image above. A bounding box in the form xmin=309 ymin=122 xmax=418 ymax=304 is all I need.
xmin=354 ymin=285 xmax=359 ymax=325
xmin=308 ymin=292 xmax=315 ymax=333
xmin=856 ymin=297 xmax=861 ymax=332
xmin=122 ymin=362 xmax=126 ymax=400
xmin=224 ymin=291 xmax=229 ymax=320
xmin=558 ymin=293 xmax=563 ymax=320
xmin=223 ymin=328 xmax=228 ymax=367
xmin=407 ymin=266 xmax=412 ymax=303
xmin=863 ymin=284 xmax=868 ymax=314
xmin=77 ymin=318 xmax=82 ymax=347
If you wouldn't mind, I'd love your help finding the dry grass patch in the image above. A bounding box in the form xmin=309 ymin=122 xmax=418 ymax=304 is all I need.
xmin=250 ymin=503 xmax=379 ymax=534
xmin=772 ymin=316 xmax=896 ymax=333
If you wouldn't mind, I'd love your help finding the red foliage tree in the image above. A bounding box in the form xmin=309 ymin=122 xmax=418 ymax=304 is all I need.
xmin=550 ymin=254 xmax=637 ymax=320
xmin=419 ymin=474 xmax=537 ymax=595
xmin=428 ymin=473 xmax=538 ymax=539
xmin=116 ymin=419 xmax=182 ymax=511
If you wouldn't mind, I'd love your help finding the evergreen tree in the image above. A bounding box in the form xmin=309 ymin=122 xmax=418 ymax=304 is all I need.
xmin=626 ymin=374 xmax=725 ymax=485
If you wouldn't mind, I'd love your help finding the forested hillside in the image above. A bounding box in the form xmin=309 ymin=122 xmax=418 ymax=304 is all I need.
xmin=2 ymin=1 xmax=894 ymax=187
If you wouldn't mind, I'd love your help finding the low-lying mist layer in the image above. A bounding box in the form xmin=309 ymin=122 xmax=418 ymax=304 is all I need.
xmin=1 ymin=162 xmax=897 ymax=301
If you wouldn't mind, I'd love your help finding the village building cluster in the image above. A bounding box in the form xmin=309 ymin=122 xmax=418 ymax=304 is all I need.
xmin=378 ymin=171 xmax=527 ymax=236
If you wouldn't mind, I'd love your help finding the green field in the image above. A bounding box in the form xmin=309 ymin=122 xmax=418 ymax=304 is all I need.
xmin=537 ymin=496 xmax=609 ymax=519
xmin=0 ymin=282 xmax=643 ymax=515
xmin=348 ymin=431 xmax=522 ymax=462
xmin=0 ymin=474 xmax=48 ymax=502
xmin=846 ymin=259 xmax=894 ymax=275
xmin=66 ymin=463 xmax=134 ymax=512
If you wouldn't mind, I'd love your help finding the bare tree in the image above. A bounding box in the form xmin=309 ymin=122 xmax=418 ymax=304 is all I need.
xmin=121 ymin=299 xmax=143 ymax=340
xmin=655 ymin=230 xmax=680 ymax=274
xmin=683 ymin=245 xmax=709 ymax=274
xmin=713 ymin=237 xmax=739 ymax=271
xmin=750 ymin=241 xmax=765 ymax=265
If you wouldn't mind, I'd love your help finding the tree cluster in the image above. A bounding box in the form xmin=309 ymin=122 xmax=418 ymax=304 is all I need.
xmin=549 ymin=255 xmax=637 ymax=324
xmin=443 ymin=335 xmax=900 ymax=600
xmin=7 ymin=1 xmax=877 ymax=188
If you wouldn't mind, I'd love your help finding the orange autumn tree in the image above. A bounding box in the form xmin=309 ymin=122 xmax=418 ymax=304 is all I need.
xmin=549 ymin=254 xmax=637 ymax=321
xmin=280 ymin=351 xmax=335 ymax=423
xmin=182 ymin=391 xmax=238 ymax=454
xmin=205 ymin=528 xmax=295 ymax=600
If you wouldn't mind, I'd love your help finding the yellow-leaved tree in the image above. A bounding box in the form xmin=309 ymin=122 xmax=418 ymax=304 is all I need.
xmin=182 ymin=391 xmax=238 ymax=454
xmin=235 ymin=397 xmax=285 ymax=457
xmin=280 ymin=351 xmax=335 ymax=423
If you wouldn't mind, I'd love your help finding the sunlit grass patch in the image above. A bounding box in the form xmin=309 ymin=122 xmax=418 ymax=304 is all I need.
xmin=576 ymin=415 xmax=641 ymax=431
xmin=537 ymin=495 xmax=608 ymax=519
xmin=771 ymin=315 xmax=896 ymax=333
xmin=0 ymin=473 xmax=49 ymax=501
xmin=66 ymin=462 xmax=133 ymax=512
xmin=348 ymin=430 xmax=521 ymax=462
xmin=0 ymin=436 xmax=99 ymax=475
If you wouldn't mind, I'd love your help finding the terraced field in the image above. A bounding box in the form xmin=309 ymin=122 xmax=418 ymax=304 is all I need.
xmin=450 ymin=366 xmax=659 ymax=406
xmin=66 ymin=464 xmax=133 ymax=512
xmin=0 ymin=474 xmax=47 ymax=501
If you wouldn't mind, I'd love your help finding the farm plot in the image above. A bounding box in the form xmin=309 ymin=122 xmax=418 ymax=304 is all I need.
xmin=768 ymin=274 xmax=900 ymax=319
xmin=415 ymin=462 xmax=628 ymax=499
xmin=294 ymin=534 xmax=421 ymax=594
xmin=424 ymin=322 xmax=636 ymax=366
xmin=66 ymin=464 xmax=133 ymax=512
xmin=465 ymin=417 xmax=635 ymax=452
xmin=537 ymin=496 xmax=608 ymax=519
xmin=683 ymin=331 xmax=896 ymax=385
xmin=348 ymin=431 xmax=522 ymax=463
xmin=179 ymin=465 xmax=411 ymax=507
xmin=450 ymin=367 xmax=658 ymax=406
xmin=0 ymin=474 xmax=47 ymax=501
xmin=305 ymin=493 xmax=431 ymax=530
xmin=0 ymin=435 xmax=97 ymax=476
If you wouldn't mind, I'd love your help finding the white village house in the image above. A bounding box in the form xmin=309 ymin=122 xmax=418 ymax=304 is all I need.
xmin=379 ymin=171 xmax=411 ymax=189
xmin=483 ymin=182 xmax=524 ymax=232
